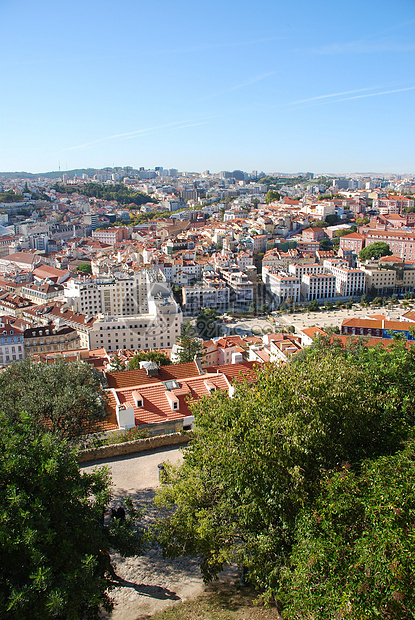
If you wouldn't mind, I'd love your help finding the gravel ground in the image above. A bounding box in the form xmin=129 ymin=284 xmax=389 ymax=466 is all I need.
xmin=82 ymin=446 xmax=206 ymax=619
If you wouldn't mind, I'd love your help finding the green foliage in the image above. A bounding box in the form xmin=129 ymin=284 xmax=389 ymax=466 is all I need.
xmin=334 ymin=227 xmax=353 ymax=238
xmin=52 ymin=182 xmax=156 ymax=207
xmin=107 ymin=353 xmax=126 ymax=372
xmin=308 ymin=299 xmax=320 ymax=311
xmin=196 ymin=308 xmax=221 ymax=339
xmin=128 ymin=351 xmax=171 ymax=368
xmin=155 ymin=339 xmax=415 ymax=609
xmin=0 ymin=412 xmax=145 ymax=619
xmin=359 ymin=242 xmax=392 ymax=261
xmin=176 ymin=321 xmax=203 ymax=363
xmin=76 ymin=262 xmax=92 ymax=274
xmin=282 ymin=440 xmax=415 ymax=620
xmin=0 ymin=359 xmax=108 ymax=439
xmin=319 ymin=238 xmax=332 ymax=250
xmin=0 ymin=190 xmax=24 ymax=203
xmin=265 ymin=190 xmax=281 ymax=204
xmin=325 ymin=213 xmax=339 ymax=226
xmin=355 ymin=216 xmax=370 ymax=225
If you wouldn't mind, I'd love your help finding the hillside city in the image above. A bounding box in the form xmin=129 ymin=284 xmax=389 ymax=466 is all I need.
xmin=2 ymin=165 xmax=415 ymax=619
xmin=0 ymin=166 xmax=415 ymax=433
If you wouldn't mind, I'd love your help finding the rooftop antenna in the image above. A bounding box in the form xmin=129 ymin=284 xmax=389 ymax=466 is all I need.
xmin=58 ymin=162 xmax=61 ymax=171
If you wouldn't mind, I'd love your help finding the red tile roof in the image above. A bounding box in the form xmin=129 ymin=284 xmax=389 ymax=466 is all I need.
xmin=105 ymin=361 xmax=201 ymax=389
xmin=106 ymin=372 xmax=229 ymax=428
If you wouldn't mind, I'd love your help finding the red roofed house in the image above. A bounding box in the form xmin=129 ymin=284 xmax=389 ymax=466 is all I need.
xmin=339 ymin=232 xmax=366 ymax=254
xmin=103 ymin=360 xmax=242 ymax=433
xmin=302 ymin=227 xmax=326 ymax=242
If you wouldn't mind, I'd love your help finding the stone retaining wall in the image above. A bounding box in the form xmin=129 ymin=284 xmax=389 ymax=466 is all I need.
xmin=77 ymin=432 xmax=191 ymax=463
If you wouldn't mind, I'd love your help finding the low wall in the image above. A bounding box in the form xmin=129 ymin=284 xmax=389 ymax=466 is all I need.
xmin=77 ymin=432 xmax=191 ymax=463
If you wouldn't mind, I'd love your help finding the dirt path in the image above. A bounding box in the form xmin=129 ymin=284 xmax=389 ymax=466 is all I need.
xmin=82 ymin=447 xmax=206 ymax=619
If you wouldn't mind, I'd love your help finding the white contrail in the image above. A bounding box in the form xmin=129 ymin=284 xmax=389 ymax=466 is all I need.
xmin=59 ymin=120 xmax=193 ymax=152
xmin=198 ymin=71 xmax=275 ymax=102
xmin=288 ymin=87 xmax=377 ymax=105
xmin=289 ymin=86 xmax=415 ymax=109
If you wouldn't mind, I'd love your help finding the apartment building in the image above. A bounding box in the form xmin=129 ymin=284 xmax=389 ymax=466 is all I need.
xmin=182 ymin=284 xmax=230 ymax=314
xmin=339 ymin=232 xmax=366 ymax=254
xmin=288 ymin=263 xmax=324 ymax=279
xmin=0 ymin=317 xmax=24 ymax=365
xmin=64 ymin=271 xmax=149 ymax=316
xmin=91 ymin=227 xmax=128 ymax=244
xmin=360 ymin=258 xmax=415 ymax=295
xmin=20 ymin=282 xmax=64 ymax=305
xmin=89 ymin=271 xmax=182 ymax=352
xmin=301 ymin=274 xmax=336 ymax=301
xmin=365 ymin=230 xmax=415 ymax=261
xmin=220 ymin=268 xmax=254 ymax=308
xmin=262 ymin=266 xmax=300 ymax=306
xmin=24 ymin=325 xmax=80 ymax=357
xmin=327 ymin=264 xmax=366 ymax=297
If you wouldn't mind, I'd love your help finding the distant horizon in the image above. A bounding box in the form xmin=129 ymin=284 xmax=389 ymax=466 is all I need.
xmin=0 ymin=167 xmax=413 ymax=179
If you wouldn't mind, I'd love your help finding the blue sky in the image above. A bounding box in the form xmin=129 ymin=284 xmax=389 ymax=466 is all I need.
xmin=1 ymin=0 xmax=414 ymax=174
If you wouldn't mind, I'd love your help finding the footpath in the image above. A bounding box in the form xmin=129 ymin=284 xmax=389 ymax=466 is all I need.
xmin=82 ymin=444 xmax=205 ymax=619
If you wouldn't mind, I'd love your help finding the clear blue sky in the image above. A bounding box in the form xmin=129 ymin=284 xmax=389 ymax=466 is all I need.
xmin=1 ymin=0 xmax=415 ymax=174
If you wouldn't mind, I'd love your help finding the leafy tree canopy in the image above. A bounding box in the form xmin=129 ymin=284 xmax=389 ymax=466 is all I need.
xmin=196 ymin=308 xmax=221 ymax=339
xmin=76 ymin=262 xmax=92 ymax=274
xmin=0 ymin=359 xmax=108 ymax=439
xmin=0 ymin=412 xmax=145 ymax=619
xmin=283 ymin=439 xmax=415 ymax=619
xmin=265 ymin=190 xmax=281 ymax=204
xmin=359 ymin=242 xmax=392 ymax=261
xmin=0 ymin=190 xmax=24 ymax=203
xmin=52 ymin=183 xmax=157 ymax=208
xmin=355 ymin=216 xmax=370 ymax=225
xmin=155 ymin=339 xmax=415 ymax=614
xmin=128 ymin=351 xmax=171 ymax=368
xmin=176 ymin=320 xmax=203 ymax=364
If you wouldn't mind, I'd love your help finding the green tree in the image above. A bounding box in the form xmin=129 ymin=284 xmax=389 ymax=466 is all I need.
xmin=355 ymin=216 xmax=370 ymax=225
xmin=0 ymin=412 xmax=145 ymax=619
xmin=359 ymin=242 xmax=392 ymax=261
xmin=308 ymin=299 xmax=320 ymax=311
xmin=76 ymin=262 xmax=92 ymax=274
xmin=128 ymin=351 xmax=171 ymax=368
xmin=0 ymin=359 xmax=108 ymax=439
xmin=107 ymin=353 xmax=126 ymax=372
xmin=176 ymin=321 xmax=203 ymax=363
xmin=196 ymin=308 xmax=221 ymax=339
xmin=265 ymin=190 xmax=281 ymax=204
xmin=319 ymin=238 xmax=332 ymax=251
xmin=155 ymin=339 xmax=415 ymax=604
xmin=283 ymin=439 xmax=415 ymax=620
xmin=325 ymin=213 xmax=339 ymax=226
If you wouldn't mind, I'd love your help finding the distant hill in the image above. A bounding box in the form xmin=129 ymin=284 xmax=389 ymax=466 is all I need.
xmin=0 ymin=169 xmax=99 ymax=180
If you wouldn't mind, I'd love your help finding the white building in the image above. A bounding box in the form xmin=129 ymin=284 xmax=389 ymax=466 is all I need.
xmin=182 ymin=285 xmax=230 ymax=315
xmin=262 ymin=266 xmax=300 ymax=307
xmin=64 ymin=271 xmax=149 ymax=317
xmin=89 ymin=270 xmax=182 ymax=352
xmin=288 ymin=263 xmax=325 ymax=279
xmin=327 ymin=264 xmax=366 ymax=297
xmin=301 ymin=274 xmax=336 ymax=301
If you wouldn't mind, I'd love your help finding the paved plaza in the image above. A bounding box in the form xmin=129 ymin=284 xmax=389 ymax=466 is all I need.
xmin=222 ymin=304 xmax=409 ymax=337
